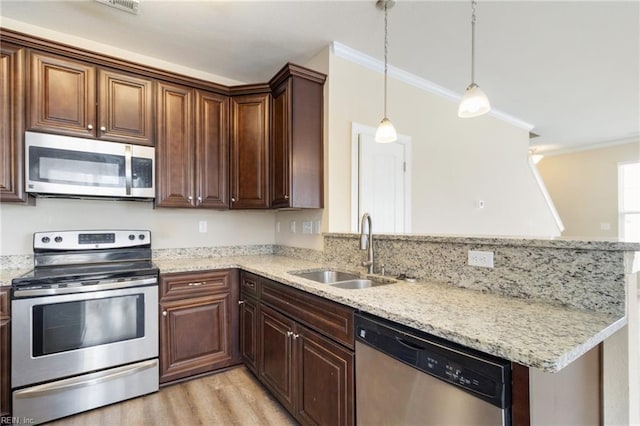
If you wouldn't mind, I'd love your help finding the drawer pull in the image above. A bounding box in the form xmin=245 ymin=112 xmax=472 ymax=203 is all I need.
xmin=238 ymin=300 xmax=245 ymax=305
xmin=286 ymin=331 xmax=293 ymax=338
xmin=292 ymin=333 xmax=300 ymax=340
xmin=162 ymin=311 xmax=167 ymax=317
xmin=188 ymin=282 xmax=205 ymax=286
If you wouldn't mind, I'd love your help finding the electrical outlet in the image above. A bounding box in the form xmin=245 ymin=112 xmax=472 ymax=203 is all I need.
xmin=302 ymin=221 xmax=313 ymax=234
xmin=198 ymin=221 xmax=207 ymax=233
xmin=468 ymin=250 xmax=494 ymax=268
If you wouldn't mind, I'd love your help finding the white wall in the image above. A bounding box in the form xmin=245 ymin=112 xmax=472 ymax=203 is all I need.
xmin=327 ymin=53 xmax=561 ymax=238
xmin=0 ymin=198 xmax=276 ymax=255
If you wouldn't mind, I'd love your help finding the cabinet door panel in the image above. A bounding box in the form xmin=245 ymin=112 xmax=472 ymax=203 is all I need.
xmin=259 ymin=304 xmax=295 ymax=412
xmin=0 ymin=43 xmax=26 ymax=202
xmin=296 ymin=324 xmax=354 ymax=426
xmin=156 ymin=82 xmax=194 ymax=207
xmin=240 ymin=296 xmax=258 ymax=374
xmin=196 ymin=90 xmax=229 ymax=208
xmin=230 ymin=93 xmax=270 ymax=209
xmin=98 ymin=69 xmax=154 ymax=145
xmin=159 ymin=294 xmax=233 ymax=383
xmin=29 ymin=52 xmax=96 ymax=137
xmin=270 ymin=81 xmax=290 ymax=207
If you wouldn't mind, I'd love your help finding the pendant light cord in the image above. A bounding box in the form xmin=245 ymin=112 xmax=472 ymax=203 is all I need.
xmin=383 ymin=1 xmax=389 ymax=118
xmin=470 ymin=0 xmax=477 ymax=85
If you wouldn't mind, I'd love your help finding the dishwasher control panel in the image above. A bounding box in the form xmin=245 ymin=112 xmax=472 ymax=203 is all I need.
xmin=355 ymin=313 xmax=511 ymax=409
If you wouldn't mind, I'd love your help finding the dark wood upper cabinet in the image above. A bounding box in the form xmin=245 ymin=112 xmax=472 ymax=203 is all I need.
xmin=196 ymin=90 xmax=229 ymax=209
xmin=156 ymin=82 xmax=229 ymax=209
xmin=28 ymin=51 xmax=154 ymax=145
xmin=0 ymin=43 xmax=27 ymax=203
xmin=269 ymin=64 xmax=326 ymax=209
xmin=98 ymin=68 xmax=154 ymax=145
xmin=230 ymin=93 xmax=270 ymax=209
xmin=156 ymin=81 xmax=195 ymax=208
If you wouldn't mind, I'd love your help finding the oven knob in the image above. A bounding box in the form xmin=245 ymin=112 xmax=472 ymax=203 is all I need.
xmin=41 ymin=236 xmax=50 ymax=243
xmin=54 ymin=236 xmax=63 ymax=243
xmin=128 ymin=234 xmax=135 ymax=240
xmin=138 ymin=234 xmax=146 ymax=241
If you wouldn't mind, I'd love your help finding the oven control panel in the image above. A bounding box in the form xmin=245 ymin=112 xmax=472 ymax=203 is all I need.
xmin=34 ymin=230 xmax=151 ymax=250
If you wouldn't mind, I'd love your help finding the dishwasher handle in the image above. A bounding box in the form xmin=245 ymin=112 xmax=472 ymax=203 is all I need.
xmin=396 ymin=336 xmax=427 ymax=351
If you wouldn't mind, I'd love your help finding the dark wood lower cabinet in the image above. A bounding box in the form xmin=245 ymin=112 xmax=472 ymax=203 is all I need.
xmin=240 ymin=271 xmax=355 ymax=426
xmin=159 ymin=269 xmax=240 ymax=384
xmin=1 ymin=288 xmax=10 ymax=417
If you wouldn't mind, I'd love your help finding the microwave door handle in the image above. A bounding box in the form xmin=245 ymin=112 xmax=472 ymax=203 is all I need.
xmin=125 ymin=145 xmax=132 ymax=196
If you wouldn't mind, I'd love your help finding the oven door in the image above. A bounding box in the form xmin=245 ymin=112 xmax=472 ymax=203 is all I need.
xmin=12 ymin=283 xmax=158 ymax=388
xmin=25 ymin=131 xmax=155 ymax=198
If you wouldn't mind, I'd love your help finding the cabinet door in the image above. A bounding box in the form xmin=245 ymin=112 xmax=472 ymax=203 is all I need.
xmin=239 ymin=296 xmax=258 ymax=374
xmin=0 ymin=43 xmax=26 ymax=203
xmin=159 ymin=293 xmax=235 ymax=383
xmin=28 ymin=51 xmax=96 ymax=138
xmin=156 ymin=81 xmax=195 ymax=207
xmin=230 ymin=93 xmax=270 ymax=209
xmin=270 ymin=80 xmax=291 ymax=208
xmin=0 ymin=289 xmax=10 ymax=417
xmin=259 ymin=304 xmax=296 ymax=412
xmin=295 ymin=324 xmax=354 ymax=426
xmin=196 ymin=90 xmax=229 ymax=208
xmin=98 ymin=69 xmax=154 ymax=145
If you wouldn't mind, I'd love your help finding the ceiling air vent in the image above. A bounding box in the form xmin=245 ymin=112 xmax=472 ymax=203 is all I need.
xmin=95 ymin=0 xmax=139 ymax=15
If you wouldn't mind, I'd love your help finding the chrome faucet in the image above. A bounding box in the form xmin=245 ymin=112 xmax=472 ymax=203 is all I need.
xmin=360 ymin=213 xmax=374 ymax=274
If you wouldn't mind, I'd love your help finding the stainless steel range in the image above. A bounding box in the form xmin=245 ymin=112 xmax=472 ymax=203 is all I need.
xmin=11 ymin=230 xmax=159 ymax=425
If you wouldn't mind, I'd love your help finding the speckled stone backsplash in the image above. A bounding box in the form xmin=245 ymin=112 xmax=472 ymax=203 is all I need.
xmin=324 ymin=234 xmax=640 ymax=317
xmin=152 ymin=244 xmax=274 ymax=259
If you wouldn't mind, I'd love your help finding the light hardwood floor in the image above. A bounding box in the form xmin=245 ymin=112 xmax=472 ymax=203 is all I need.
xmin=45 ymin=366 xmax=297 ymax=426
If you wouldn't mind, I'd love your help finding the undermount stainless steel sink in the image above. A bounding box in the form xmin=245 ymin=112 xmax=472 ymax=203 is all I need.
xmin=290 ymin=269 xmax=360 ymax=284
xmin=289 ymin=268 xmax=396 ymax=290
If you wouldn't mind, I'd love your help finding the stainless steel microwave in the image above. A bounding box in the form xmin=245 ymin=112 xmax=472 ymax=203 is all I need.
xmin=25 ymin=132 xmax=155 ymax=199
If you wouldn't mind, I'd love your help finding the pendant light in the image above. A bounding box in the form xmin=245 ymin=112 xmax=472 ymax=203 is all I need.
xmin=458 ymin=0 xmax=491 ymax=118
xmin=375 ymin=0 xmax=398 ymax=143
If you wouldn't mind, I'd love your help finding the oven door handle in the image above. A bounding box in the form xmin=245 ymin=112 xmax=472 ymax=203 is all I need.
xmin=13 ymin=276 xmax=157 ymax=298
xmin=14 ymin=359 xmax=157 ymax=398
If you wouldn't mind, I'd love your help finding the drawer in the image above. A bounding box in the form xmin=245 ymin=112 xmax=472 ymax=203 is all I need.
xmin=240 ymin=271 xmax=260 ymax=299
xmin=160 ymin=269 xmax=234 ymax=300
xmin=261 ymin=279 xmax=354 ymax=349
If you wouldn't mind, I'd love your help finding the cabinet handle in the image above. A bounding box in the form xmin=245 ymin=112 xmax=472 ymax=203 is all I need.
xmin=284 ymin=195 xmax=289 ymax=200
xmin=162 ymin=311 xmax=167 ymax=317
xmin=238 ymin=300 xmax=244 ymax=305
xmin=100 ymin=126 xmax=106 ymax=132
xmin=188 ymin=282 xmax=204 ymax=286
xmin=197 ymin=196 xmax=202 ymax=202
xmin=187 ymin=196 xmax=193 ymax=201
xmin=286 ymin=331 xmax=294 ymax=338
xmin=87 ymin=124 xmax=94 ymax=130
xmin=231 ymin=197 xmax=236 ymax=202
xmin=292 ymin=333 xmax=300 ymax=339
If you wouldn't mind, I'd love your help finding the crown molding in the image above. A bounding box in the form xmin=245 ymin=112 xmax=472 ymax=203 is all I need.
xmin=330 ymin=41 xmax=534 ymax=131
xmin=536 ymin=136 xmax=640 ymax=157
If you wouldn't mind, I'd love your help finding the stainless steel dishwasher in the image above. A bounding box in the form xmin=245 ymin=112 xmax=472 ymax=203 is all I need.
xmin=355 ymin=313 xmax=511 ymax=425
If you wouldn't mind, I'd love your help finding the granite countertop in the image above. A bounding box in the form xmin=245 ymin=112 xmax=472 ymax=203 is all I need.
xmin=154 ymin=254 xmax=625 ymax=373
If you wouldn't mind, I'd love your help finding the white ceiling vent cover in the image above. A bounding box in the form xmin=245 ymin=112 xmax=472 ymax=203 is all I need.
xmin=95 ymin=0 xmax=139 ymax=15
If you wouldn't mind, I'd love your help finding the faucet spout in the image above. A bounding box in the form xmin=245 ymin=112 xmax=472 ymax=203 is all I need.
xmin=360 ymin=213 xmax=374 ymax=274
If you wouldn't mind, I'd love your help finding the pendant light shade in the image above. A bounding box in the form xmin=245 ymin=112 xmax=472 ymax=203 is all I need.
xmin=375 ymin=0 xmax=397 ymax=143
xmin=458 ymin=83 xmax=491 ymax=117
xmin=375 ymin=117 xmax=398 ymax=143
xmin=458 ymin=0 xmax=491 ymax=118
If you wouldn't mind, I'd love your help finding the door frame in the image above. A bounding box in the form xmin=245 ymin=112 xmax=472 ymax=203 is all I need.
xmin=350 ymin=122 xmax=412 ymax=233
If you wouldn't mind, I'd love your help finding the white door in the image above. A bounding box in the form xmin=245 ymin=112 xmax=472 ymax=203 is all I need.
xmin=352 ymin=123 xmax=411 ymax=233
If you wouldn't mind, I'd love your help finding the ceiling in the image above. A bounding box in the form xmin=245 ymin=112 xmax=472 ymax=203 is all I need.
xmin=1 ymin=0 xmax=638 ymax=153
